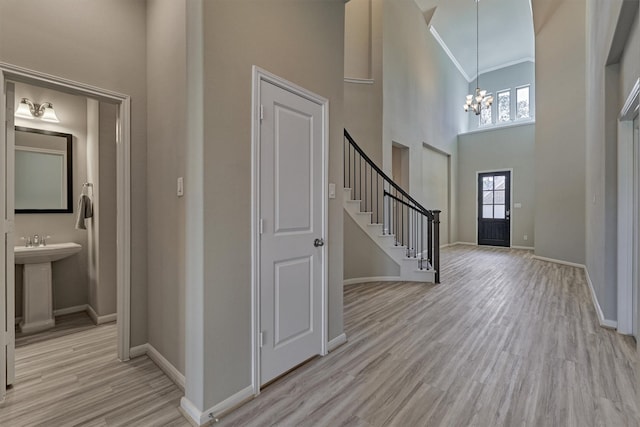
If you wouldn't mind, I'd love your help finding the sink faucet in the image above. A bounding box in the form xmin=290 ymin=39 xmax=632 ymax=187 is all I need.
xmin=32 ymin=234 xmax=47 ymax=247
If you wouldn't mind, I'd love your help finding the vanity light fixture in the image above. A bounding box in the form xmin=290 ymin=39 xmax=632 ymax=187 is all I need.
xmin=15 ymin=98 xmax=60 ymax=123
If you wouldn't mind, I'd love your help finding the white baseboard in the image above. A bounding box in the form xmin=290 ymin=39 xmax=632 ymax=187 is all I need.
xmin=128 ymin=343 xmax=185 ymax=390
xmin=86 ymin=304 xmax=117 ymax=325
xmin=584 ymin=267 xmax=618 ymax=329
xmin=343 ymin=276 xmax=402 ymax=285
xmin=15 ymin=304 xmax=98 ymax=325
xmin=181 ymin=386 xmax=254 ymax=426
xmin=146 ymin=343 xmax=185 ymax=390
xmin=512 ymin=245 xmax=535 ymax=250
xmin=328 ymin=333 xmax=347 ymax=352
xmin=532 ymin=255 xmax=585 ymax=269
xmin=533 ymin=255 xmax=618 ymax=329
xmin=454 ymin=241 xmax=477 ymax=246
xmin=129 ymin=344 xmax=148 ymax=359
xmin=54 ymin=304 xmax=88 ymax=316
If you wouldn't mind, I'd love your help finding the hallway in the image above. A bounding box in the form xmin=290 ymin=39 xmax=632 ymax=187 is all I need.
xmin=221 ymin=246 xmax=639 ymax=426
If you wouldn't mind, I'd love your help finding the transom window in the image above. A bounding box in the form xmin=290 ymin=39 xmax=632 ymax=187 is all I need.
xmin=497 ymin=90 xmax=510 ymax=123
xmin=516 ymin=85 xmax=530 ymax=119
xmin=479 ymin=95 xmax=493 ymax=126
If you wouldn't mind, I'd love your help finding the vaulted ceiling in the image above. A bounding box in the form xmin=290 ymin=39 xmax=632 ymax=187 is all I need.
xmin=414 ymin=0 xmax=535 ymax=81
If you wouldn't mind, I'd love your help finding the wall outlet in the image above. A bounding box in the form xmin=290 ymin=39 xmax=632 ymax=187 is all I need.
xmin=524 ymin=234 xmax=528 ymax=241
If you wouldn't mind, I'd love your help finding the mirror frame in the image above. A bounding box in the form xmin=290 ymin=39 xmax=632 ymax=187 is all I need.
xmin=15 ymin=126 xmax=73 ymax=214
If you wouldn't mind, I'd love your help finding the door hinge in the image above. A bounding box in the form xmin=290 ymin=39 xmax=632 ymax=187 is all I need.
xmin=259 ymin=218 xmax=264 ymax=235
xmin=260 ymin=105 xmax=264 ymax=122
xmin=259 ymin=331 xmax=265 ymax=348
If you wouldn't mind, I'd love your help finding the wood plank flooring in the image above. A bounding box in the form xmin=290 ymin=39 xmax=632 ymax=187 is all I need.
xmin=2 ymin=318 xmax=189 ymax=426
xmin=1 ymin=246 xmax=638 ymax=426
xmin=220 ymin=246 xmax=639 ymax=426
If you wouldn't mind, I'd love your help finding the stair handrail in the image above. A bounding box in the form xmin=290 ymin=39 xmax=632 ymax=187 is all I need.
xmin=344 ymin=129 xmax=433 ymax=219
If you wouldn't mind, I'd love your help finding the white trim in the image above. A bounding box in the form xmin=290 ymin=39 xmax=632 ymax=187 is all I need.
xmin=532 ymin=255 xmax=584 ymax=268
xmin=453 ymin=241 xmax=478 ymax=246
xmin=86 ymin=305 xmax=117 ymax=325
xmin=129 ymin=344 xmax=148 ymax=359
xmin=511 ymin=245 xmax=535 ymax=250
xmin=429 ymin=25 xmax=472 ymax=82
xmin=533 ymin=256 xmax=618 ymax=329
xmin=617 ymin=119 xmax=634 ymax=334
xmin=344 ymin=77 xmax=374 ymax=85
xmin=0 ymin=62 xmax=132 ymax=363
xmin=328 ymin=333 xmax=347 ymax=351
xmin=128 ymin=343 xmax=185 ymax=390
xmin=53 ymin=304 xmax=88 ymax=317
xmin=585 ymin=266 xmax=618 ymax=329
xmin=251 ymin=66 xmax=329 ymax=396
xmin=147 ymin=343 xmax=185 ymax=390
xmin=458 ymin=119 xmax=535 ymax=136
xmin=616 ymin=79 xmax=639 ymax=335
xmin=181 ymin=386 xmax=254 ymax=426
xmin=343 ymin=276 xmax=403 ymax=285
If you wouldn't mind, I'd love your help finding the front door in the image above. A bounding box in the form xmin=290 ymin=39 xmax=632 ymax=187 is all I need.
xmin=259 ymin=79 xmax=325 ymax=385
xmin=478 ymin=171 xmax=510 ymax=247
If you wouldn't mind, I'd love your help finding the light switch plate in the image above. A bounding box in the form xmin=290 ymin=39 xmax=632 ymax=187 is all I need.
xmin=177 ymin=177 xmax=184 ymax=197
xmin=514 ymin=203 xmax=522 ymax=208
xmin=329 ymin=183 xmax=336 ymax=199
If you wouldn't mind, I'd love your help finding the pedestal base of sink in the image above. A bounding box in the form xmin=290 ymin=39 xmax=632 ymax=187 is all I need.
xmin=19 ymin=262 xmax=55 ymax=334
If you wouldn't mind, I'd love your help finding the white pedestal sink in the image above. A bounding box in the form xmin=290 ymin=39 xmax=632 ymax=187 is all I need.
xmin=15 ymin=243 xmax=82 ymax=334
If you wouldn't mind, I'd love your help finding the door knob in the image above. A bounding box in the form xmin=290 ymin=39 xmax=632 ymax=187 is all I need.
xmin=313 ymin=238 xmax=325 ymax=247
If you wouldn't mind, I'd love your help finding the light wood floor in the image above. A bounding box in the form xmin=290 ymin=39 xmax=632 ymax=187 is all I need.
xmin=2 ymin=316 xmax=189 ymax=426
xmin=220 ymin=246 xmax=639 ymax=426
xmin=2 ymin=246 xmax=638 ymax=426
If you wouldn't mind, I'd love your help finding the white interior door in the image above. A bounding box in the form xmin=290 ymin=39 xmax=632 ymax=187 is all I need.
xmin=259 ymin=79 xmax=324 ymax=385
xmin=1 ymin=78 xmax=16 ymax=398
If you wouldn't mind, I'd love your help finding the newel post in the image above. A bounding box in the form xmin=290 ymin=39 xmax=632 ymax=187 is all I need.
xmin=433 ymin=210 xmax=440 ymax=283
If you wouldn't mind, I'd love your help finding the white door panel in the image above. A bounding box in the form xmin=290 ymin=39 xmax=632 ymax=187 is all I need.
xmin=260 ymin=80 xmax=323 ymax=385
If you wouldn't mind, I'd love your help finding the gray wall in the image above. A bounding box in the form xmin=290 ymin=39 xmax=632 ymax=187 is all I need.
xmin=344 ymin=0 xmax=383 ymax=166
xmin=146 ymin=0 xmax=187 ymax=376
xmin=585 ymin=0 xmax=639 ymax=322
xmin=343 ymin=213 xmax=400 ymax=279
xmin=14 ymin=84 xmax=89 ymax=317
xmin=195 ymin=0 xmax=345 ymax=410
xmin=457 ymin=124 xmax=535 ymax=248
xmin=533 ymin=0 xmax=586 ymax=265
xmin=467 ymin=61 xmax=536 ymax=131
xmin=0 ymin=0 xmax=149 ymax=346
xmin=382 ymin=0 xmax=468 ymax=244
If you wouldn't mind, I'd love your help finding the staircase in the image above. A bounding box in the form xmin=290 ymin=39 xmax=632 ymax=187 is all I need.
xmin=343 ymin=129 xmax=440 ymax=283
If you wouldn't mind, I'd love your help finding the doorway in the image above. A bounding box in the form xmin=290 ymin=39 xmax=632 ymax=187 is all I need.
xmin=392 ymin=143 xmax=410 ymax=192
xmin=423 ymin=145 xmax=450 ymax=245
xmin=477 ymin=171 xmax=511 ymax=247
xmin=252 ymin=68 xmax=327 ymax=390
xmin=1 ymin=63 xmax=132 ymax=400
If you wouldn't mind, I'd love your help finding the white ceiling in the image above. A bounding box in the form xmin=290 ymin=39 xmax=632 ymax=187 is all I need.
xmin=415 ymin=0 xmax=535 ymax=82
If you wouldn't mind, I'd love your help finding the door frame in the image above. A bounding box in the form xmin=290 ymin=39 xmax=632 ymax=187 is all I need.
xmin=250 ymin=66 xmax=328 ymax=396
xmin=0 ymin=62 xmax=132 ymax=362
xmin=617 ymin=78 xmax=639 ymax=336
xmin=475 ymin=168 xmax=513 ymax=247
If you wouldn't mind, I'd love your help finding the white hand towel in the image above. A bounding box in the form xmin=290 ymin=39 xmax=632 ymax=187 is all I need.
xmin=75 ymin=194 xmax=93 ymax=230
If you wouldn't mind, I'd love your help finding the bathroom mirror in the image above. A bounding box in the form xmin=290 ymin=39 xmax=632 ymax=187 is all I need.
xmin=15 ymin=126 xmax=73 ymax=213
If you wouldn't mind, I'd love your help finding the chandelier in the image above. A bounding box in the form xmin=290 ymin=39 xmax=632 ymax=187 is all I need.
xmin=464 ymin=0 xmax=493 ymax=115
